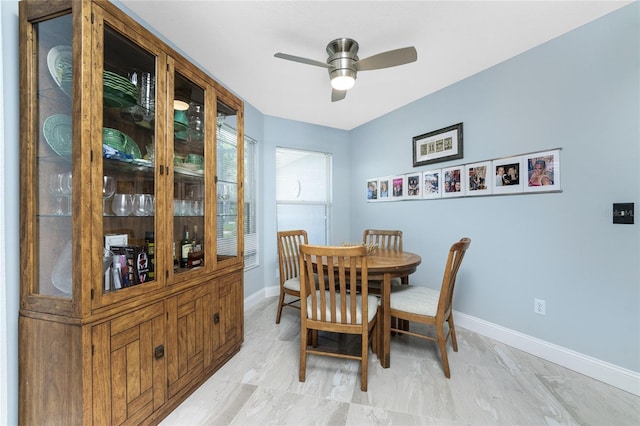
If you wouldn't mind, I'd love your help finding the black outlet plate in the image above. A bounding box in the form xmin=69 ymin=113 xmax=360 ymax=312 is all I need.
xmin=613 ymin=203 xmax=634 ymax=224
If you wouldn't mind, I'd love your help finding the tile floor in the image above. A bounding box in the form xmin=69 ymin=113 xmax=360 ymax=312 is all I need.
xmin=161 ymin=296 xmax=640 ymax=425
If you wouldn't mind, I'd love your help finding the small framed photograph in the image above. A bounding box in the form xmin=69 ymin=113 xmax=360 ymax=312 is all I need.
xmin=524 ymin=149 xmax=561 ymax=192
xmin=465 ymin=161 xmax=492 ymax=196
xmin=413 ymin=122 xmax=463 ymax=167
xmin=406 ymin=172 xmax=422 ymax=199
xmin=493 ymin=156 xmax=523 ymax=194
xmin=366 ymin=178 xmax=379 ymax=202
xmin=442 ymin=165 xmax=465 ymax=198
xmin=422 ymin=169 xmax=442 ymax=199
xmin=391 ymin=175 xmax=406 ymax=200
xmin=378 ymin=176 xmax=391 ymax=201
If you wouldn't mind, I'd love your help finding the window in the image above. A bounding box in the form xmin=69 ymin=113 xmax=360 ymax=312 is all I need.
xmin=276 ymin=147 xmax=331 ymax=245
xmin=244 ymin=135 xmax=258 ymax=268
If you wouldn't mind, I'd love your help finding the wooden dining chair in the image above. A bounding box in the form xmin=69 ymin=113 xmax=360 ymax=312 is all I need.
xmin=298 ymin=244 xmax=378 ymax=392
xmin=362 ymin=229 xmax=406 ymax=291
xmin=389 ymin=237 xmax=471 ymax=378
xmin=275 ymin=230 xmax=308 ymax=324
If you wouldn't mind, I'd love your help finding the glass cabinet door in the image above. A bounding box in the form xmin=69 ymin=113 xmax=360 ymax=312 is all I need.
xmin=32 ymin=13 xmax=74 ymax=299
xmin=101 ymin=24 xmax=158 ymax=294
xmin=216 ymin=100 xmax=241 ymax=263
xmin=172 ymin=70 xmax=207 ymax=278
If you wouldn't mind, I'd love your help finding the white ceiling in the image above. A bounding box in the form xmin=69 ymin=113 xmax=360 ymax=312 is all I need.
xmin=119 ymin=0 xmax=632 ymax=130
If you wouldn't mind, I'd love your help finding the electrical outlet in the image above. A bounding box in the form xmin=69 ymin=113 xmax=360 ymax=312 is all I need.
xmin=534 ymin=298 xmax=546 ymax=315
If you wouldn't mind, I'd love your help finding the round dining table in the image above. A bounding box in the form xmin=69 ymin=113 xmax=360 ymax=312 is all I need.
xmin=312 ymin=248 xmax=422 ymax=368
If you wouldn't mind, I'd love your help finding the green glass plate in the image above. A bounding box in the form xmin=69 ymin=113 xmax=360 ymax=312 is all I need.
xmin=43 ymin=114 xmax=72 ymax=157
xmin=103 ymin=85 xmax=137 ymax=108
xmin=121 ymin=133 xmax=142 ymax=159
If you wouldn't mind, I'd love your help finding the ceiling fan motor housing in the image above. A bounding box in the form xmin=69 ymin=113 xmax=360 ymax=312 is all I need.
xmin=326 ymin=38 xmax=359 ymax=82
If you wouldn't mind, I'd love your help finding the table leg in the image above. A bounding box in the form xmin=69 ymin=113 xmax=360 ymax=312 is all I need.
xmin=381 ymin=272 xmax=391 ymax=368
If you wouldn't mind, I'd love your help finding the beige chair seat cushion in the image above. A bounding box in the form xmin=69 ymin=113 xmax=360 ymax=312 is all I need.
xmin=283 ymin=277 xmax=301 ymax=291
xmin=307 ymin=291 xmax=378 ymax=324
xmin=390 ymin=285 xmax=440 ymax=317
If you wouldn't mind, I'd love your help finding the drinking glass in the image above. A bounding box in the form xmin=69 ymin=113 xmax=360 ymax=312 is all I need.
xmin=48 ymin=173 xmax=65 ymax=215
xmin=112 ymin=194 xmax=133 ymax=216
xmin=102 ymin=176 xmax=116 ymax=215
xmin=133 ymin=194 xmax=153 ymax=216
xmin=60 ymin=172 xmax=73 ymax=214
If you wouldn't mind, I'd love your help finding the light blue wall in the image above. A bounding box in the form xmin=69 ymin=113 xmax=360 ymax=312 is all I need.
xmin=258 ymin=116 xmax=351 ymax=291
xmin=349 ymin=3 xmax=639 ymax=372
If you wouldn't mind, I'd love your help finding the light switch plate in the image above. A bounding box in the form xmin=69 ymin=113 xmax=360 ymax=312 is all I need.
xmin=612 ymin=203 xmax=634 ymax=224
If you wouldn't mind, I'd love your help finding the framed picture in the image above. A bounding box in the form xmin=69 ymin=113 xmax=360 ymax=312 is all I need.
xmin=524 ymin=149 xmax=561 ymax=192
xmin=492 ymin=156 xmax=523 ymax=194
xmin=378 ymin=176 xmax=391 ymax=201
xmin=441 ymin=165 xmax=465 ymax=198
xmin=406 ymin=172 xmax=422 ymax=199
xmin=391 ymin=175 xmax=406 ymax=200
xmin=465 ymin=161 xmax=492 ymax=196
xmin=422 ymin=169 xmax=442 ymax=199
xmin=413 ymin=122 xmax=463 ymax=167
xmin=366 ymin=178 xmax=379 ymax=201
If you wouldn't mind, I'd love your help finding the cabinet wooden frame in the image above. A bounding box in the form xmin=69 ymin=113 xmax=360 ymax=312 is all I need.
xmin=18 ymin=0 xmax=245 ymax=424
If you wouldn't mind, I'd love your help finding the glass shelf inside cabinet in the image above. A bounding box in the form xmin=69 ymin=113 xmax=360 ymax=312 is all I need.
xmin=102 ymin=24 xmax=157 ymax=294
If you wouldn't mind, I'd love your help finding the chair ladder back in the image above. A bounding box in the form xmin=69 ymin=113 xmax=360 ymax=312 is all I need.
xmin=437 ymin=238 xmax=471 ymax=316
xmin=363 ymin=229 xmax=403 ymax=251
xmin=278 ymin=230 xmax=308 ymax=283
xmin=300 ymin=244 xmax=368 ymax=325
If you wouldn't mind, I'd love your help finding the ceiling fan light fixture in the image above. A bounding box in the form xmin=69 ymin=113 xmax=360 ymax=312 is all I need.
xmin=330 ymin=68 xmax=356 ymax=91
xmin=331 ymin=75 xmax=355 ymax=91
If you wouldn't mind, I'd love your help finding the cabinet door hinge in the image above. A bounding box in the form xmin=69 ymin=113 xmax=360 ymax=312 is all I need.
xmin=90 ymin=150 xmax=94 ymax=162
xmin=91 ymin=288 xmax=94 ymax=299
xmin=166 ymin=270 xmax=169 ymax=279
xmin=160 ymin=164 xmax=164 ymax=175
xmin=91 ymin=12 xmax=94 ymax=24
xmin=91 ymin=344 xmax=94 ymax=356
xmin=214 ymin=175 xmax=218 ymax=184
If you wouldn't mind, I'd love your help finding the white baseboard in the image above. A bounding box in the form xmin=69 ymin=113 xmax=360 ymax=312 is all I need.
xmin=454 ymin=311 xmax=640 ymax=396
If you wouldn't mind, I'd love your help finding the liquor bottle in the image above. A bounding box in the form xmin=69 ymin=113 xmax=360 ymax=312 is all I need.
xmin=172 ymin=241 xmax=179 ymax=272
xmin=180 ymin=225 xmax=192 ymax=268
xmin=145 ymin=231 xmax=155 ymax=280
xmin=189 ymin=225 xmax=203 ymax=267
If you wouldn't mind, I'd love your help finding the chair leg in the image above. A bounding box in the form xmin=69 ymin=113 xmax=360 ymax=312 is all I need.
xmin=448 ymin=315 xmax=458 ymax=352
xmin=361 ymin=331 xmax=368 ymax=392
xmin=437 ymin=325 xmax=451 ymax=378
xmin=299 ymin=325 xmax=307 ymax=383
xmin=275 ymin=291 xmax=286 ymax=324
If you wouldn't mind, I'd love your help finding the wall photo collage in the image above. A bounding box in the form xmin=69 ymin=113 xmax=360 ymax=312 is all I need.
xmin=367 ymin=149 xmax=561 ymax=202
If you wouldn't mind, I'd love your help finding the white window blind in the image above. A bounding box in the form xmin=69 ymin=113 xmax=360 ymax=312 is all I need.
xmin=216 ymin=124 xmax=238 ymax=258
xmin=276 ymin=147 xmax=331 ymax=245
xmin=244 ymin=135 xmax=258 ymax=268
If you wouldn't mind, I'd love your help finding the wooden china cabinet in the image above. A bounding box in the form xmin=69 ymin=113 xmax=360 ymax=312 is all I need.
xmin=18 ymin=0 xmax=244 ymax=424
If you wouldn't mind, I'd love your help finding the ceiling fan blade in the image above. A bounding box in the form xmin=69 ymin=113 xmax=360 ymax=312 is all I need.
xmin=331 ymin=89 xmax=347 ymax=102
xmin=356 ymin=47 xmax=417 ymax=71
xmin=274 ymin=52 xmax=331 ymax=69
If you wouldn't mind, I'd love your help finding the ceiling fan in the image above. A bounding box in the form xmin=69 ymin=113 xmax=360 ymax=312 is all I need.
xmin=274 ymin=38 xmax=417 ymax=102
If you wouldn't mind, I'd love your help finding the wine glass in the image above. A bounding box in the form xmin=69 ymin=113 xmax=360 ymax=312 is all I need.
xmin=48 ymin=173 xmax=65 ymax=215
xmin=132 ymin=194 xmax=153 ymax=216
xmin=102 ymin=176 xmax=116 ymax=215
xmin=112 ymin=194 xmax=133 ymax=216
xmin=60 ymin=172 xmax=73 ymax=214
